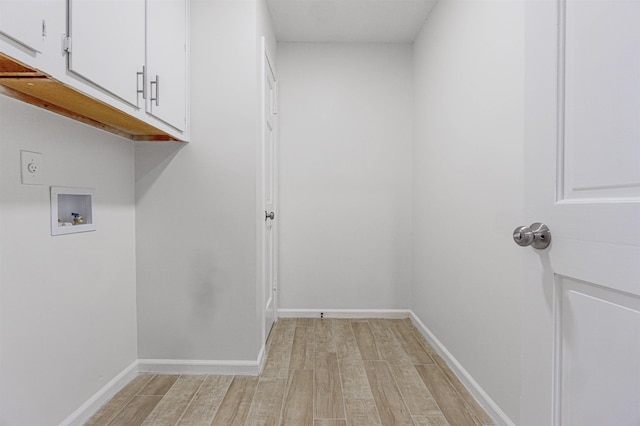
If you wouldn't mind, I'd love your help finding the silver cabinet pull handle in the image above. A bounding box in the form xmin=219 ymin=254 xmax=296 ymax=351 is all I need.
xmin=265 ymin=211 xmax=275 ymax=221
xmin=513 ymin=223 xmax=551 ymax=249
xmin=150 ymin=75 xmax=159 ymax=106
xmin=136 ymin=66 xmax=146 ymax=100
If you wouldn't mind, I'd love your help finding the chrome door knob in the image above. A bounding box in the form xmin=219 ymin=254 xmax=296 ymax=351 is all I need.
xmin=513 ymin=226 xmax=534 ymax=247
xmin=513 ymin=223 xmax=551 ymax=249
xmin=265 ymin=211 xmax=275 ymax=221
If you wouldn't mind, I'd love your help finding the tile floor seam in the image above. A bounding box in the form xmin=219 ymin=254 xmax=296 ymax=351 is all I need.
xmin=311 ymin=351 xmax=316 ymax=423
xmin=430 ymin=357 xmax=485 ymax=425
xmin=103 ymin=374 xmax=156 ymax=426
xmin=352 ymin=323 xmax=385 ymax=426
xmin=333 ymin=345 xmax=348 ymax=423
xmin=385 ymin=358 xmax=418 ymax=425
xmin=205 ymin=375 xmax=234 ymax=426
xmin=274 ymin=323 xmax=295 ymax=425
xmin=241 ymin=376 xmax=261 ymax=426
xmin=410 ymin=364 xmax=447 ymax=418
xmin=171 ymin=375 xmax=205 ymax=426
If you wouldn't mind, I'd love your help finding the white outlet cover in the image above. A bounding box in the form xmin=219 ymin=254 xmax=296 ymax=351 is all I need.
xmin=21 ymin=150 xmax=43 ymax=185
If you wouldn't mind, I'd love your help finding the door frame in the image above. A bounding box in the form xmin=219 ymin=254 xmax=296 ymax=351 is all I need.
xmin=258 ymin=36 xmax=278 ymax=348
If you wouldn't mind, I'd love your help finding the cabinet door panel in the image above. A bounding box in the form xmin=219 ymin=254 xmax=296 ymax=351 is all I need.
xmin=146 ymin=0 xmax=186 ymax=131
xmin=0 ymin=0 xmax=52 ymax=52
xmin=68 ymin=0 xmax=144 ymax=107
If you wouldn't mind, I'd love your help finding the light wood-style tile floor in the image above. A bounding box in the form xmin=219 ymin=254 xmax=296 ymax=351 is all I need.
xmin=86 ymin=318 xmax=495 ymax=426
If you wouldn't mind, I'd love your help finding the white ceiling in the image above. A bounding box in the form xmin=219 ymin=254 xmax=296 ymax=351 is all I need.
xmin=266 ymin=0 xmax=438 ymax=43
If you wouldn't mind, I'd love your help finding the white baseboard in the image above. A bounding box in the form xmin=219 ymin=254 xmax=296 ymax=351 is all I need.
xmin=256 ymin=343 xmax=267 ymax=375
xmin=278 ymin=308 xmax=411 ymax=319
xmin=62 ymin=347 xmax=266 ymax=424
xmin=409 ymin=311 xmax=515 ymax=426
xmin=60 ymin=360 xmax=139 ymax=426
xmin=137 ymin=358 xmax=262 ymax=375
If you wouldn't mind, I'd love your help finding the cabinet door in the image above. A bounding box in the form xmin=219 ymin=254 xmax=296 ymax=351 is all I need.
xmin=146 ymin=0 xmax=186 ymax=131
xmin=0 ymin=0 xmax=52 ymax=52
xmin=67 ymin=0 xmax=145 ymax=107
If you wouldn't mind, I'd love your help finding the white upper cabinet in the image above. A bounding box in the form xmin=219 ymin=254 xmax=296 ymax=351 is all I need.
xmin=0 ymin=0 xmax=187 ymax=141
xmin=67 ymin=0 xmax=145 ymax=107
xmin=0 ymin=0 xmax=50 ymax=53
xmin=146 ymin=0 xmax=187 ymax=131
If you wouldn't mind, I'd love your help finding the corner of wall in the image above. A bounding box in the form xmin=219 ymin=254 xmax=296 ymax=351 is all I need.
xmin=410 ymin=0 xmax=524 ymax=421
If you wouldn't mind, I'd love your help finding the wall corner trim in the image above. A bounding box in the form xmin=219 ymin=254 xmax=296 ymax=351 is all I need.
xmin=409 ymin=311 xmax=516 ymax=426
xmin=60 ymin=360 xmax=139 ymax=426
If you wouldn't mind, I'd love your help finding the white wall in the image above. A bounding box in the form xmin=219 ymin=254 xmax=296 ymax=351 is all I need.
xmin=277 ymin=43 xmax=413 ymax=310
xmin=0 ymin=97 xmax=137 ymax=425
xmin=136 ymin=0 xmax=276 ymax=361
xmin=412 ymin=0 xmax=524 ymax=422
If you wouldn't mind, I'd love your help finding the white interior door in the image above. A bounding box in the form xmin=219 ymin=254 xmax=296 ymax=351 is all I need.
xmin=263 ymin=41 xmax=277 ymax=342
xmin=522 ymin=1 xmax=640 ymax=425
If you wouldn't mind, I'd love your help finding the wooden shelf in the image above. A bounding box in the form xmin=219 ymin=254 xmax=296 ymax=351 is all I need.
xmin=0 ymin=52 xmax=184 ymax=141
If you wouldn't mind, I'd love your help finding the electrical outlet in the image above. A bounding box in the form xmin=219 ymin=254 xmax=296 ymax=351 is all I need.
xmin=21 ymin=150 xmax=43 ymax=185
